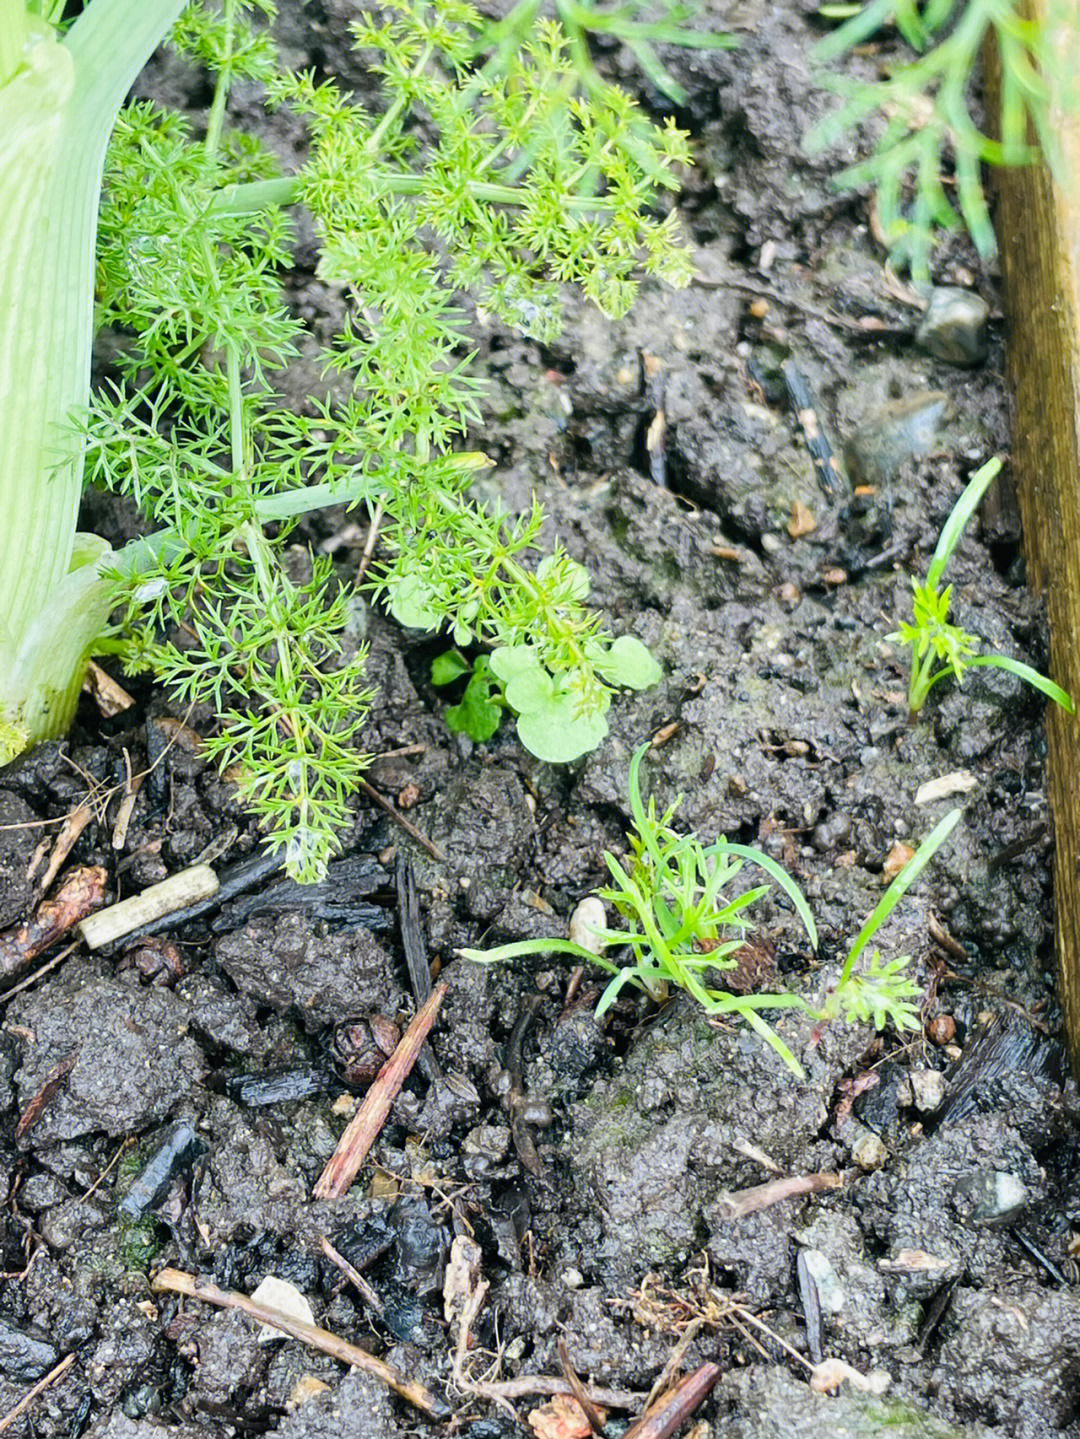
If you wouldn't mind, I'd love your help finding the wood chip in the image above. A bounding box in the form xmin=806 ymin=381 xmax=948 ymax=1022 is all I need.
xmin=788 ymin=500 xmax=817 ymax=538
xmin=78 ymin=864 xmax=219 ymax=949
xmin=882 ymin=840 xmax=916 ymax=880
xmin=529 ymin=1394 xmax=597 ymax=1439
xmin=82 ymin=661 xmax=135 ymax=717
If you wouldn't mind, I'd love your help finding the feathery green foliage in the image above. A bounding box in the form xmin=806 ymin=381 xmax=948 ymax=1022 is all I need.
xmin=36 ymin=0 xmax=701 ymax=877
xmin=890 ymin=457 xmax=1074 ymax=715
xmin=461 ymin=744 xmax=957 ymax=1076
xmin=805 ymin=0 xmax=1074 ymax=280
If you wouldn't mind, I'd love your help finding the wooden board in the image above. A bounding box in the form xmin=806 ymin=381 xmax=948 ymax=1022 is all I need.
xmin=990 ymin=10 xmax=1080 ymax=1074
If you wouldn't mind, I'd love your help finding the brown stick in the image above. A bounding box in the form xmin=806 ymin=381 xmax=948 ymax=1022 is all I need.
xmin=38 ymin=804 xmax=93 ymax=893
xmin=0 ymin=941 xmax=80 ymax=1006
xmin=313 ymin=983 xmax=447 ymax=1199
xmin=643 ymin=1319 xmax=702 ymax=1412
xmin=0 ymin=1353 xmax=75 ymax=1435
xmin=15 ymin=1050 xmax=79 ymax=1140
xmin=0 ymin=867 xmax=107 ymax=985
xmin=151 ymin=1268 xmax=449 ymax=1419
xmin=556 ymin=1338 xmax=606 ymax=1435
xmin=319 ymin=1234 xmax=385 ymax=1315
xmin=357 ymin=779 xmax=446 ymax=863
xmin=714 ymin=1171 xmax=844 ymax=1221
xmin=621 ymin=1363 xmax=721 ymax=1439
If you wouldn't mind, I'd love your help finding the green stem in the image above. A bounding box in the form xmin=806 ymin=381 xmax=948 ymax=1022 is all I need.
xmin=367 ymin=39 xmax=434 ymax=151
xmin=203 ymin=0 xmax=236 ymax=160
xmin=908 ymin=648 xmax=937 ymax=712
xmin=211 ymin=169 xmax=618 ymax=217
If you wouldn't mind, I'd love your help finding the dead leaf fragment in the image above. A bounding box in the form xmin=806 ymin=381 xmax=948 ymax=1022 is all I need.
xmin=82 ymin=661 xmax=135 ymax=717
xmin=528 ymin=1394 xmax=598 ymax=1439
xmin=250 ymin=1276 xmax=315 ymax=1343
xmin=444 ymin=1234 xmax=483 ymax=1327
xmin=810 ymin=1358 xmax=891 ymax=1395
xmin=287 ymin=1375 xmax=331 ymax=1410
xmin=788 ymin=500 xmax=817 ymax=538
xmin=914 ymin=771 xmax=976 ymax=806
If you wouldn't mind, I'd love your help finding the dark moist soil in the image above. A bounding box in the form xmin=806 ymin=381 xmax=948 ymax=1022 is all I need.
xmin=2 ymin=5 xmax=1078 ymax=1438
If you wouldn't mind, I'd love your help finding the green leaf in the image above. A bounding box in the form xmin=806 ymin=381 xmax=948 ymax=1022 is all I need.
xmin=841 ymin=808 xmax=961 ymax=986
xmin=431 ymin=649 xmax=471 ymax=686
xmin=503 ymin=664 xmax=554 ymax=714
xmin=712 ymin=842 xmax=819 ymax=949
xmin=536 ymin=552 xmax=590 ymax=599
xmin=966 ymin=655 xmax=1075 ymax=712
xmin=446 ymin=658 xmax=503 ymax=741
xmin=388 ymin=574 xmax=442 ymax=631
xmin=927 ymin=457 xmax=1003 ymax=590
xmin=596 ymin=634 xmax=662 ymax=690
xmin=490 ymin=644 xmax=545 ymax=684
xmin=515 ymin=685 xmax=610 ymax=761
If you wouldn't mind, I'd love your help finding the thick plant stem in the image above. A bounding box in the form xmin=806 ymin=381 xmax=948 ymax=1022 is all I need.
xmin=0 ymin=0 xmax=186 ymax=758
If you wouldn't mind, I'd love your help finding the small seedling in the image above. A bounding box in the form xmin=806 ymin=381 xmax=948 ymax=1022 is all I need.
xmin=461 ymin=747 xmax=963 ymax=1076
xmin=823 ymin=805 xmax=961 ymax=1031
xmin=891 ymin=457 xmax=1074 ymax=716
xmin=430 ymin=558 xmax=661 ymax=760
xmin=432 ymin=652 xmax=503 ymax=743
xmin=460 ymin=742 xmax=818 ymax=1072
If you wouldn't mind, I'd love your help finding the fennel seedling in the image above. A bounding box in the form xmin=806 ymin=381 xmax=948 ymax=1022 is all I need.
xmin=462 ymin=747 xmax=963 ymax=1075
xmin=805 ymin=0 xmax=1074 ymax=280
xmin=891 ymin=458 xmax=1074 ymax=716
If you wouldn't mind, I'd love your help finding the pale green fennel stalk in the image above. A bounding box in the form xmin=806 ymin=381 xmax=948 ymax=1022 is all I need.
xmin=0 ymin=0 xmax=186 ymax=761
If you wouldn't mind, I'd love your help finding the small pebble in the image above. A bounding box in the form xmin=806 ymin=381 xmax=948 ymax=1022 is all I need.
xmin=568 ymin=897 xmax=606 ymax=956
xmin=851 ymin=1126 xmax=888 ymax=1171
xmin=927 ymin=1014 xmax=957 ymax=1045
xmin=953 ymin=1169 xmax=1028 ymax=1227
xmin=915 ymin=286 xmax=989 ymax=367
xmin=908 ymin=1069 xmax=947 ymax=1113
xmin=844 ymin=391 xmax=951 ymax=486
xmin=561 ymin=1267 xmax=584 ymax=1289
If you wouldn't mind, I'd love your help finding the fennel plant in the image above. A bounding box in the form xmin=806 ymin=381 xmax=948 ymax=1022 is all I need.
xmin=805 ymin=0 xmax=1075 ymax=281
xmin=1 ymin=0 xmax=706 ymax=878
xmin=891 ymin=457 xmax=1074 ymax=715
xmin=460 ymin=744 xmax=959 ymax=1076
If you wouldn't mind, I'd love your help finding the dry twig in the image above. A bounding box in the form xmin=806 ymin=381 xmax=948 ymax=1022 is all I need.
xmin=151 ymin=1268 xmax=449 ymax=1419
xmin=319 ymin=1234 xmax=385 ymax=1316
xmin=357 ymin=778 xmax=446 ymax=862
xmin=314 ymin=984 xmax=447 ymax=1199
xmin=622 ymin=1363 xmax=721 ymax=1439
xmin=0 ymin=1353 xmax=75 ymax=1434
xmin=714 ymin=1170 xmax=844 ymax=1220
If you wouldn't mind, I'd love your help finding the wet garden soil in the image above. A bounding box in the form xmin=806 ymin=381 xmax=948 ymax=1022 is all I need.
xmin=2 ymin=3 xmax=1079 ymax=1436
